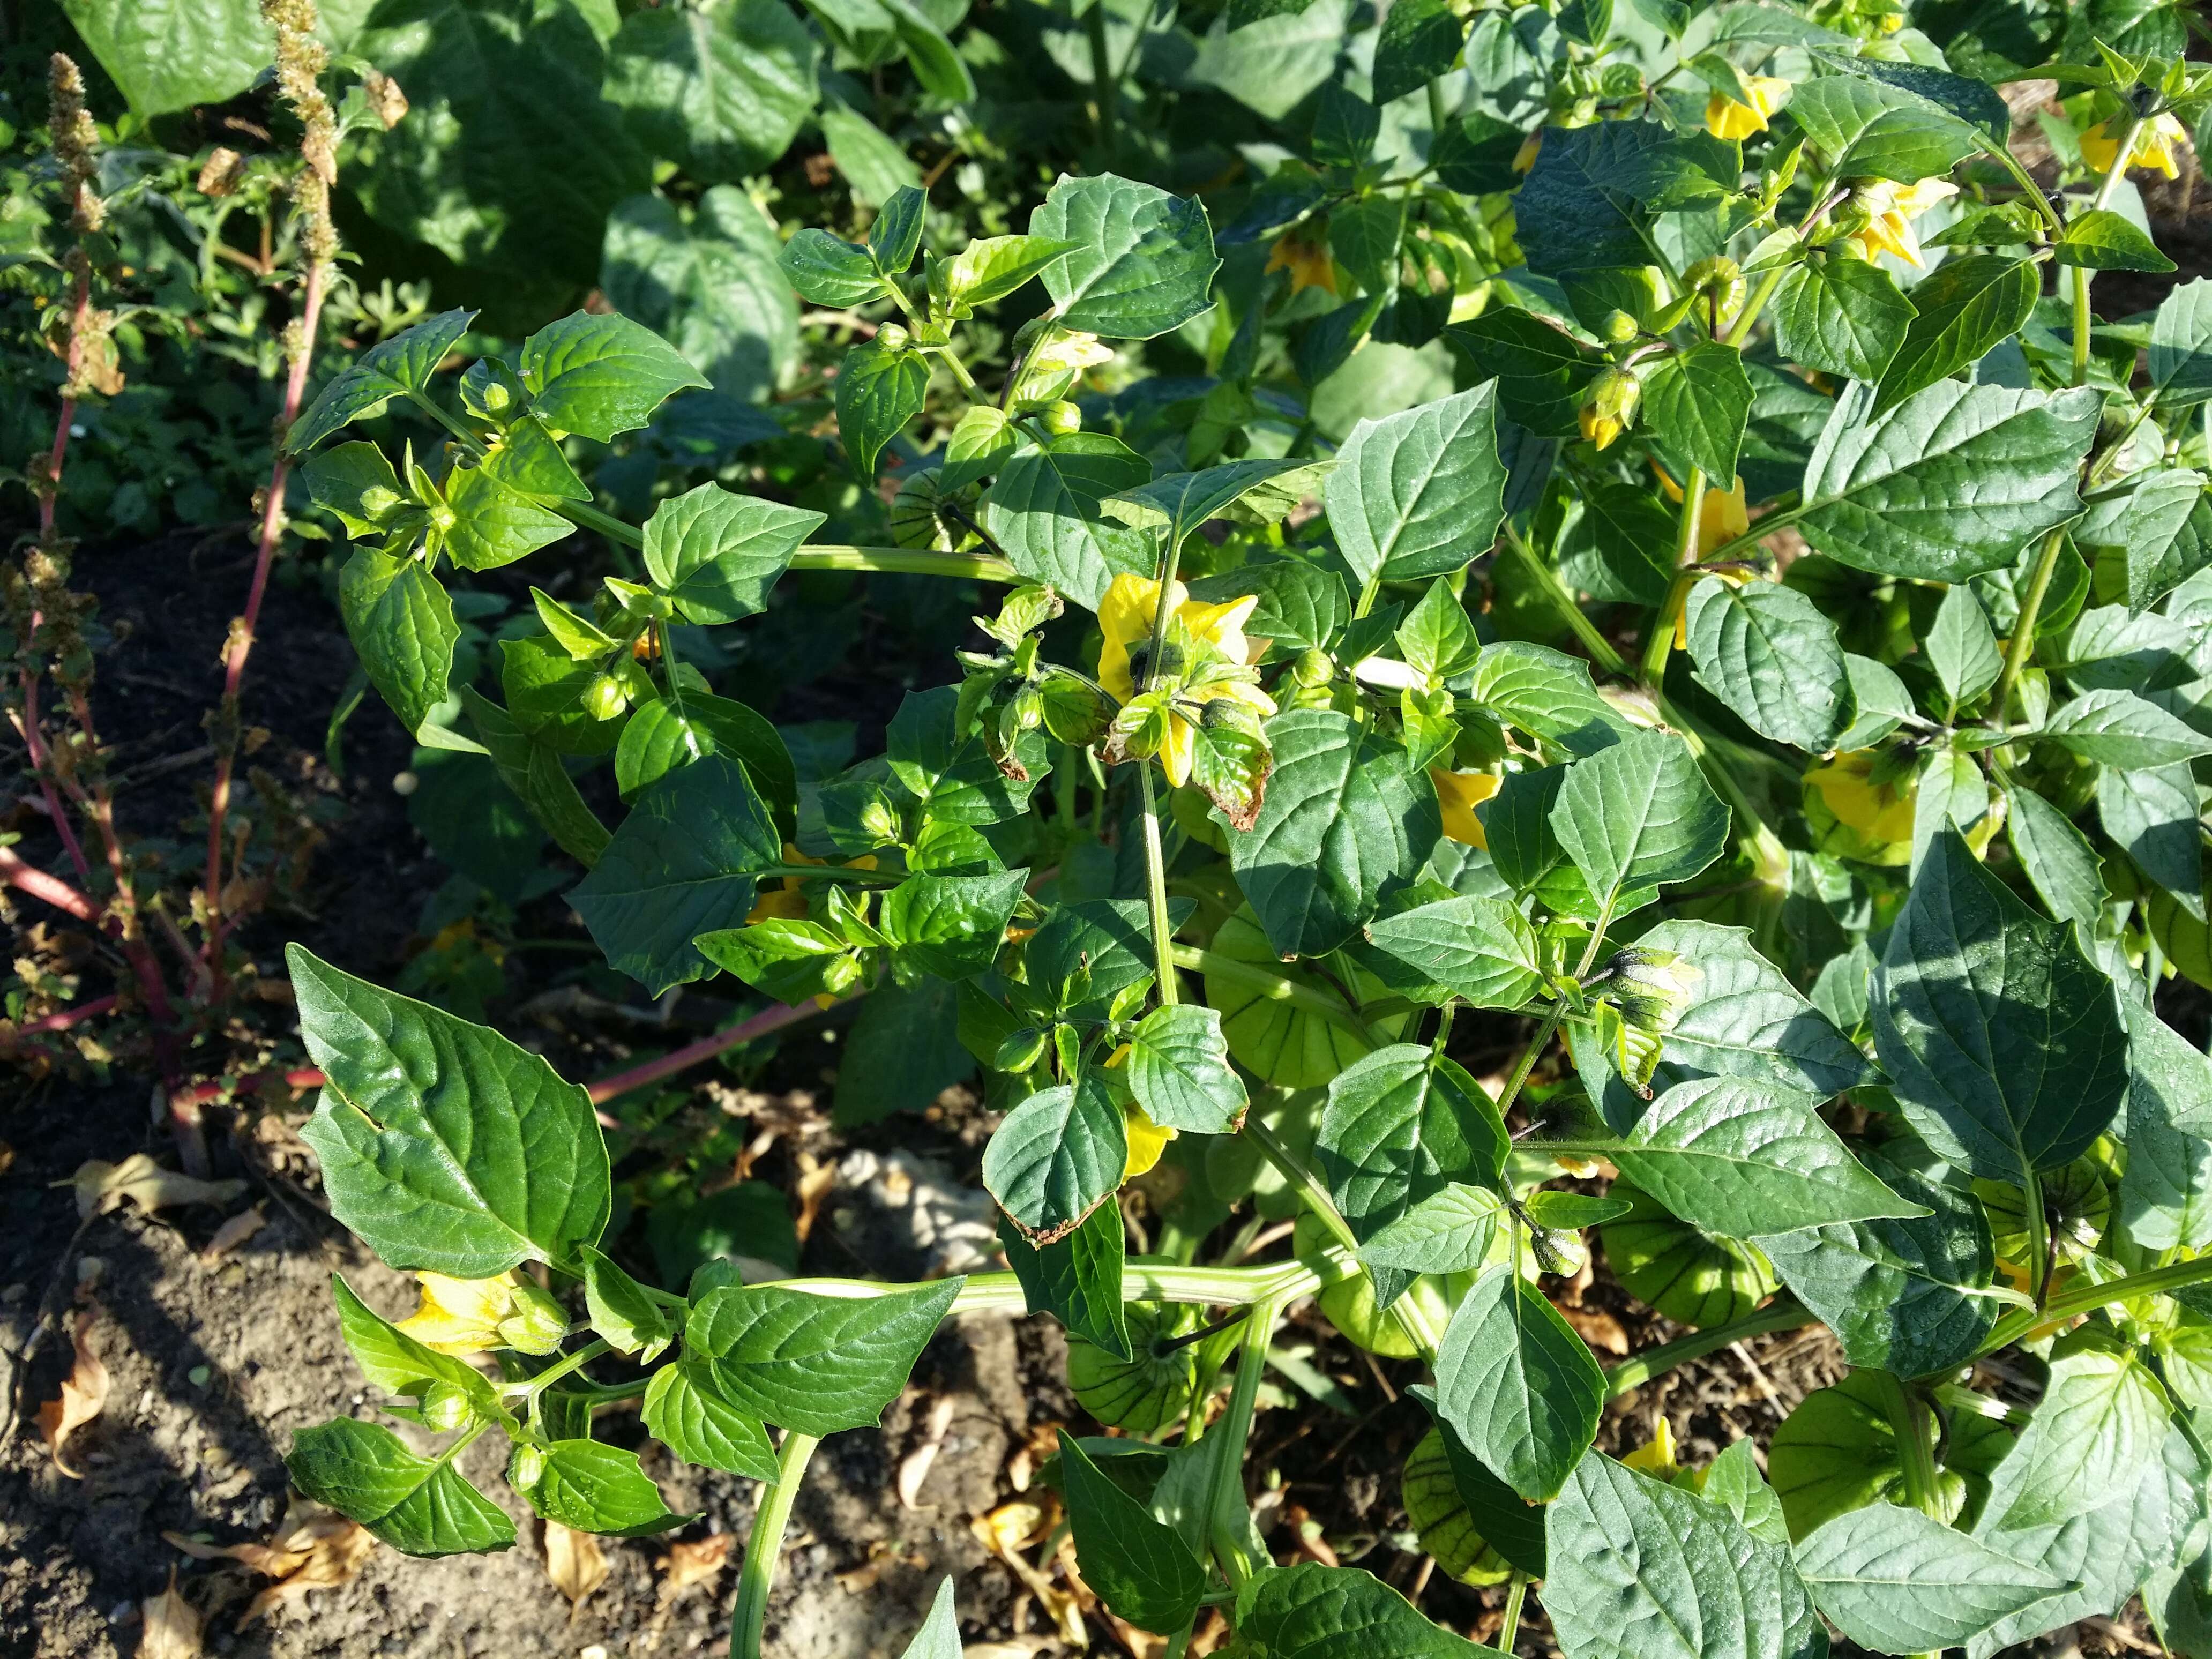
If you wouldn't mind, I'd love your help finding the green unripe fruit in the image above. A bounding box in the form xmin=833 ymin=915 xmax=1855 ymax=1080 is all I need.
xmin=1599 ymin=308 xmax=1639 ymax=344
xmin=1041 ymin=400 xmax=1082 ymax=437
xmin=877 ymin=322 xmax=911 ymax=352
xmin=1291 ymin=647 xmax=1334 ymax=689
xmin=497 ymin=1280 xmax=570 ymax=1355
xmin=584 ymin=671 xmax=629 ymax=721
xmin=420 ymin=1380 xmax=474 ymax=1432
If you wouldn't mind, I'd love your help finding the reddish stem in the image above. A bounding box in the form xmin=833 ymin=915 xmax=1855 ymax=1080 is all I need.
xmin=11 ymin=679 xmax=97 ymax=892
xmin=0 ymin=845 xmax=101 ymax=923
xmin=204 ymin=258 xmax=327 ymax=981
xmin=5 ymin=993 xmax=118 ymax=1040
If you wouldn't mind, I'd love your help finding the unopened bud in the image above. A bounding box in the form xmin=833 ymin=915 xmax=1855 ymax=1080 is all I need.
xmin=1599 ymin=309 xmax=1639 ymax=344
xmin=877 ymin=322 xmax=911 ymax=353
xmin=511 ymin=1445 xmax=547 ymax=1489
xmin=1589 ymin=367 xmax=1641 ymax=425
xmin=860 ymin=795 xmax=901 ymax=844
xmin=496 ymin=1280 xmax=569 ymax=1355
xmin=1292 ymin=647 xmax=1334 ymax=689
xmin=584 ymin=671 xmax=629 ymax=721
xmin=1041 ymin=400 xmax=1082 ymax=437
xmin=420 ymin=1379 xmax=473 ymax=1432
xmin=821 ymin=952 xmax=865 ymax=995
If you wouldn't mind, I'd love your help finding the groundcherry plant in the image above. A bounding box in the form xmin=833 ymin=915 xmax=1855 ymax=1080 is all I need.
xmin=278 ymin=7 xmax=2212 ymax=1658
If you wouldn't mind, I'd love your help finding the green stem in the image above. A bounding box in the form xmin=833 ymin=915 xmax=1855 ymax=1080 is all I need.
xmin=756 ymin=862 xmax=903 ymax=886
xmin=1426 ymin=79 xmax=1451 ymax=141
xmin=732 ymin=1430 xmax=819 ymax=1659
xmin=1166 ymin=944 xmax=1370 ymax=1035
xmin=1087 ymin=1 xmax=1117 ymax=151
xmin=1989 ymin=529 xmax=2064 ymax=721
xmin=790 ymin=547 xmax=1016 ymax=582
xmin=1975 ymin=133 xmax=2066 ymax=235
xmin=1353 ymin=566 xmax=1385 ymax=621
xmin=939 ymin=345 xmax=981 ymax=398
xmin=1602 ymin=1297 xmax=1811 ymax=1396
xmin=1493 ymin=1002 xmax=1568 ymax=1126
xmin=1723 ymin=267 xmax=1789 ymax=350
xmin=1138 ymin=764 xmax=1182 ymax=1006
xmin=1503 ymin=522 xmax=1627 ymax=677
xmin=1202 ymin=1295 xmax=1280 ymax=1589
xmin=408 ymin=389 xmax=488 ymax=458
xmin=660 ymin=1256 xmax=1356 ymax=1317
xmin=509 ymin=1338 xmax=609 ymax=1400
xmin=1641 ymin=466 xmax=1707 ymax=686
xmin=1869 ymin=1370 xmax=1942 ymax=1519
xmin=1498 ymin=1572 xmax=1529 ymax=1655
xmin=558 ymin=496 xmax=645 ymax=548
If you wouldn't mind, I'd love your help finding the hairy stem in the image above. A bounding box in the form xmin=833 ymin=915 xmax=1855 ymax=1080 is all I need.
xmin=1166 ymin=945 xmax=1367 ymax=1033
xmin=1642 ymin=466 xmax=1707 ymax=686
xmin=1139 ymin=762 xmax=1180 ymax=1006
xmin=732 ymin=1430 xmax=819 ymax=1659
xmin=1499 ymin=1571 xmax=1529 ymax=1655
xmin=1602 ymin=1297 xmax=1811 ymax=1396
xmin=1202 ymin=1295 xmax=1279 ymax=1588
xmin=1869 ymin=1369 xmax=1942 ymax=1518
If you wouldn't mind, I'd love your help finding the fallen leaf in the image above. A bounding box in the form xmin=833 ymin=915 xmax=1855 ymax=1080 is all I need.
xmin=794 ymin=1152 xmax=835 ymax=1243
xmin=963 ymin=1641 xmax=1058 ymax=1659
xmin=168 ymin=1499 xmax=376 ymax=1630
xmin=141 ymin=1566 xmax=203 ymax=1658
xmin=544 ymin=1521 xmax=607 ymax=1615
xmin=972 ymin=1500 xmax=1044 ymax=1556
xmin=36 ymin=1306 xmax=109 ymax=1477
xmin=71 ymin=1154 xmax=245 ymax=1221
xmin=660 ymin=1533 xmax=731 ymax=1602
xmin=1557 ymin=1304 xmax=1630 ymax=1356
xmin=899 ymin=1394 xmax=958 ymax=1509
xmin=1006 ymin=1421 xmax=1059 ymax=1493
xmin=200 ymin=1205 xmax=267 ymax=1263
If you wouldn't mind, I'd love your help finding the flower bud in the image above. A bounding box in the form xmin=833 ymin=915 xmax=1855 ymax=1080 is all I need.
xmin=1041 ymin=400 xmax=1082 ymax=437
xmin=1602 ymin=946 xmax=1700 ymax=1037
xmin=1598 ymin=308 xmax=1640 ymax=345
xmin=1683 ymin=255 xmax=1744 ymax=314
xmin=584 ymin=671 xmax=629 ymax=721
xmin=821 ymin=951 xmax=865 ymax=995
xmin=1291 ymin=647 xmax=1334 ymax=689
xmin=860 ymin=794 xmax=902 ymax=845
xmin=496 ymin=1279 xmax=570 ymax=1355
xmin=877 ymin=322 xmax=911 ymax=353
xmin=510 ymin=1444 xmax=547 ymax=1490
xmin=420 ymin=1379 xmax=474 ymax=1433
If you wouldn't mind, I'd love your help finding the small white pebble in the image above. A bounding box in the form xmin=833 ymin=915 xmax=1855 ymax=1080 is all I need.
xmin=70 ymin=423 xmax=87 ymax=438
xmin=392 ymin=770 xmax=419 ymax=796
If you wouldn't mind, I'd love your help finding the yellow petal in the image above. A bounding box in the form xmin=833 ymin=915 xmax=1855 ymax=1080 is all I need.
xmin=1621 ymin=1415 xmax=1679 ymax=1477
xmin=1705 ymin=94 xmax=1766 ymax=141
xmin=1180 ymin=592 xmax=1259 ymax=662
xmin=394 ymin=1272 xmax=514 ymax=1356
xmin=1432 ymin=769 xmax=1501 ymax=848
xmin=1695 ymin=476 xmax=1750 ymax=557
xmin=1265 ymin=236 xmax=1338 ymax=296
xmin=1217 ymin=678 xmax=1279 ymax=719
xmin=1513 ymin=130 xmax=1543 ymax=174
xmin=1099 ymin=573 xmax=1177 ymax=703
xmin=1123 ymin=1105 xmax=1177 ymax=1180
xmin=2079 ymin=123 xmax=2119 ymax=175
xmin=1161 ymin=714 xmax=1195 ymax=788
xmin=1807 ymin=752 xmax=1916 ymax=843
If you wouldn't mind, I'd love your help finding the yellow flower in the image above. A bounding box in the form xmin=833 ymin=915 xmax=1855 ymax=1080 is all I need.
xmin=395 ymin=1273 xmax=516 ymax=1355
xmin=1432 ymin=769 xmax=1501 ymax=847
xmin=1513 ymin=130 xmax=1544 ymax=174
xmin=1097 ymin=573 xmax=1276 ymax=788
xmin=1101 ymin=1043 xmax=1177 ymax=1179
xmin=1621 ymin=1415 xmax=1679 ymax=1478
xmin=1580 ymin=404 xmax=1624 ymax=450
xmin=1705 ymin=75 xmax=1791 ymax=141
xmin=1265 ymin=235 xmax=1337 ymax=296
xmin=1844 ymin=178 xmax=1959 ymax=268
xmin=1806 ymin=750 xmax=1916 ymax=844
xmin=2080 ymin=113 xmax=2188 ymax=181
xmin=745 ymin=842 xmax=878 ymax=925
xmin=1580 ymin=368 xmax=1640 ymax=452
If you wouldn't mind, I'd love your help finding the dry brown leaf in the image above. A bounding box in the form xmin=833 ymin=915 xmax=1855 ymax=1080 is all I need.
xmin=544 ymin=1521 xmax=607 ymax=1615
xmin=200 ymin=1205 xmax=267 ymax=1263
xmin=141 ymin=1567 xmax=203 ymax=1658
xmin=0 ymin=1141 xmax=15 ymax=1176
xmin=794 ymin=1152 xmax=835 ymax=1243
xmin=203 ymin=1500 xmax=377 ymax=1630
xmin=71 ymin=1154 xmax=245 ymax=1221
xmin=1557 ymin=1305 xmax=1630 ymax=1356
xmin=1006 ymin=1421 xmax=1059 ymax=1493
xmin=962 ymin=1642 xmax=1057 ymax=1659
xmin=36 ymin=1306 xmax=109 ymax=1477
xmin=660 ymin=1533 xmax=731 ymax=1603
xmin=899 ymin=1394 xmax=958 ymax=1510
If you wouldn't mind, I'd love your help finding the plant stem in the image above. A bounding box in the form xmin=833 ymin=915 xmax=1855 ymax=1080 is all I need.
xmin=510 ymin=1338 xmax=609 ymax=1400
xmin=732 ymin=1431 xmax=818 ymax=1659
xmin=1499 ymin=1571 xmax=1529 ymax=1655
xmin=1139 ymin=763 xmax=1181 ymax=1006
xmin=1988 ymin=527 xmax=2065 ymax=721
xmin=1642 ymin=466 xmax=1706 ymax=686
xmin=2022 ymin=1167 xmax=2052 ymax=1306
xmin=1202 ymin=1295 xmax=1279 ymax=1588
xmin=1502 ymin=522 xmax=1627 ymax=677
xmin=1166 ymin=945 xmax=1370 ymax=1034
xmin=791 ymin=546 xmax=1017 ymax=582
xmin=1869 ymin=1370 xmax=1942 ymax=1518
xmin=1602 ymin=1297 xmax=1811 ymax=1396
xmin=1492 ymin=1002 xmax=1568 ymax=1127
xmin=1087 ymin=0 xmax=1117 ymax=151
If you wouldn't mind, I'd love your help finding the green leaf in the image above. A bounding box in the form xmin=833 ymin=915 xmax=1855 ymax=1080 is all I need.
xmin=1870 ymin=828 xmax=2130 ymax=1183
xmin=997 ymin=1205 xmax=1130 ymax=1361
xmin=1758 ymin=1148 xmax=1999 ymax=1377
xmin=818 ymin=100 xmax=922 ymax=208
xmin=1550 ymin=729 xmax=1730 ymax=921
xmin=938 ymin=235 xmax=1080 ymax=315
xmin=1643 ymin=341 xmax=1753 ymax=487
xmin=615 ymin=692 xmax=797 ymax=814
xmin=640 ymin=1358 xmax=779 ymax=1481
xmin=836 ymin=340 xmax=932 ymax=477
xmin=330 ymin=1276 xmax=500 ymax=1418
xmin=1987 ymin=1339 xmax=2171 ymax=1531
xmin=2083 ymin=468 xmax=2212 ymax=611
xmin=481 ymin=415 xmax=588 ymax=502
xmin=570 ymin=753 xmax=781 ymax=994
xmin=686 ymin=1278 xmax=963 ymax=1435
xmin=1703 ymin=1437 xmax=1791 ymax=1548
xmin=287 ymin=1419 xmax=517 ymax=1558
xmin=339 ymin=547 xmax=457 ymax=739
xmin=439 ymin=463 xmax=571 ymax=572
xmin=602 ymin=189 xmax=800 ymax=401
xmin=1203 ymin=906 xmax=1396 ymax=1088
xmin=1544 ymin=1453 xmax=1826 ymax=1659
xmin=781 ymin=229 xmax=887 ymax=307
xmin=1772 ymin=257 xmax=1918 ymax=385
xmin=305 ymin=442 xmax=415 ymax=539
xmin=1235 ymin=1561 xmax=1499 ymax=1659
xmin=983 ymin=1073 xmax=1128 ymax=1244
xmin=1926 ymin=584 xmax=2004 ymax=714
xmin=1061 ymin=1437 xmax=1207 ymax=1633
xmin=512 ymin=1439 xmax=693 ymax=1536
xmin=57 ymin=0 xmax=287 ymax=115
xmin=2118 ymin=1002 xmax=2212 ymax=1252
xmin=2053 ymin=209 xmax=2176 ymax=273
xmin=290 ymin=310 xmax=477 ymax=452
xmin=520 ymin=311 xmax=708 ymax=442
xmin=1325 ymin=385 xmax=1508 ymax=586
xmin=1102 ymin=458 xmax=1325 ymax=540
xmin=1787 ymin=72 xmax=1983 ymax=181
xmin=1684 ymin=577 xmax=1849 ymax=750
xmin=836 ymin=977 xmax=976 ymax=1127
xmin=886 ymin=683 xmax=1048 ymax=825
xmin=1230 ymin=708 xmax=1441 ymax=958
xmin=1444 ymin=310 xmax=1603 ymax=437
xmin=1356 ymin=1184 xmax=1506 ymax=1279
xmin=1630 ymin=920 xmax=1873 ymax=1099
xmin=502 ymin=633 xmax=624 ymax=758
xmin=2037 ymin=687 xmax=2212 ymax=769
xmin=1544 ymin=1075 xmax=1921 ymax=1238
xmin=878 ymin=0 xmax=975 ymax=101
xmin=1329 ymin=194 xmax=1404 ymax=297
xmin=1126 ymin=1004 xmax=1249 ymax=1134
xmin=869 ymin=187 xmax=928 ymax=275
xmin=2151 ymin=278 xmax=2212 ymax=410
xmin=981 ymin=434 xmax=1154 ymax=610
xmin=1359 ymin=896 xmax=1545 ymax=1010
xmin=1434 ymin=1265 xmax=1606 ymax=1503
xmin=1795 ymin=1503 xmax=2072 ymax=1655
xmin=1836 ymin=653 xmax=1917 ymax=749
xmin=1796 ymin=382 xmax=2099 ymax=580
xmin=1770 ymin=1370 xmax=2014 ymax=1542
xmin=1027 ymin=898 xmax=1191 ymax=1018
xmin=1320 ymin=1045 xmax=1506 ymax=1307
xmin=579 ymin=1245 xmax=676 ymax=1362
xmin=879 ymin=871 xmax=1027 ymax=981
xmin=1412 ymin=1384 xmax=1550 ymax=1575
xmin=1467 ymin=642 xmax=1638 ymax=757
xmin=289 ymin=944 xmax=609 ymax=1277
xmin=460 ymin=689 xmax=612 ymax=867
xmin=941 ymin=406 xmax=1019 ymax=493
xmin=603 ymin=0 xmax=819 ymax=183
xmin=2004 ymin=783 xmax=2108 ymax=929
xmin=1372 ymin=0 xmax=1464 ymax=103
xmin=1030 ymin=174 xmax=1221 ymax=340
xmin=895 ymin=1579 xmax=963 ymax=1659
xmin=641 ymin=483 xmax=824 ymax=625
xmin=1395 ymin=581 xmax=1485 ymax=685
xmin=1872 ymin=255 xmax=2039 ymax=414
